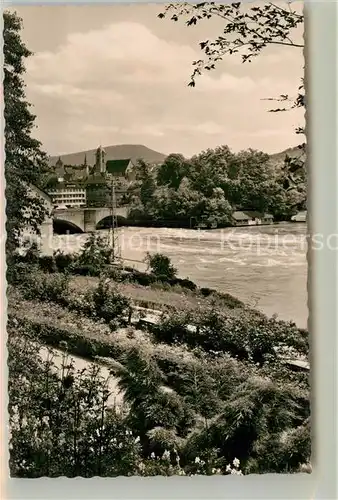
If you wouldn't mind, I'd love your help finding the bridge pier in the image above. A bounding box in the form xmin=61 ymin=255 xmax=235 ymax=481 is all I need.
xmin=84 ymin=209 xmax=98 ymax=232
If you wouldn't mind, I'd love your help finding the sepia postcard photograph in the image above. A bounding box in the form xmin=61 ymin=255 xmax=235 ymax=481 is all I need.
xmin=3 ymin=0 xmax=316 ymax=483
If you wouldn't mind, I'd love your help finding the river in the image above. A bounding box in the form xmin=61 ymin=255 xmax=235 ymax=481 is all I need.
xmin=53 ymin=223 xmax=308 ymax=328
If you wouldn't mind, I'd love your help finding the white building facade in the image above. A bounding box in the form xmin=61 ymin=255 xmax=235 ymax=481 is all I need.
xmin=48 ymin=185 xmax=87 ymax=208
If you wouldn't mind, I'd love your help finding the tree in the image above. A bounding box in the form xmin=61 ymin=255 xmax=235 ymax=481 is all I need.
xmin=136 ymin=159 xmax=156 ymax=210
xmin=145 ymin=252 xmax=177 ymax=279
xmin=4 ymin=11 xmax=50 ymax=254
xmin=190 ymin=145 xmax=235 ymax=198
xmin=157 ymin=154 xmax=191 ymax=190
xmin=158 ymin=2 xmax=305 ymax=188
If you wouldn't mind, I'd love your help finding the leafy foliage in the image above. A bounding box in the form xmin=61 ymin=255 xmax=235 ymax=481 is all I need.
xmin=129 ymin=146 xmax=305 ymax=225
xmin=4 ymin=11 xmax=51 ymax=254
xmin=158 ymin=2 xmax=303 ymax=85
xmin=158 ymin=2 xmax=306 ymax=206
xmin=19 ymin=270 xmax=70 ymax=303
xmin=8 ymin=284 xmax=311 ymax=476
xmin=76 ymin=233 xmax=113 ymax=269
xmin=145 ymin=252 xmax=177 ymax=279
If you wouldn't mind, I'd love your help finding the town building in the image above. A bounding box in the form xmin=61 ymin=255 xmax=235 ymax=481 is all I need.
xmin=232 ymin=211 xmax=274 ymax=226
xmin=48 ymin=145 xmax=136 ymax=209
xmin=48 ymin=184 xmax=87 ymax=208
xmin=106 ymin=159 xmax=136 ymax=180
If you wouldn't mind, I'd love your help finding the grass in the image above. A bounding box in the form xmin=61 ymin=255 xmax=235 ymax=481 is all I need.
xmin=69 ymin=275 xmax=259 ymax=318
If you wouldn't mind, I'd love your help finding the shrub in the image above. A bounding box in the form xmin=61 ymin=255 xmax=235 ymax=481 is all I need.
xmin=145 ymin=253 xmax=177 ymax=280
xmin=70 ymin=263 xmax=101 ymax=277
xmin=6 ymin=262 xmax=38 ymax=286
xmin=128 ymin=270 xmax=155 ymax=287
xmin=76 ymin=233 xmax=113 ymax=270
xmin=20 ymin=271 xmax=70 ymax=304
xmin=104 ymin=265 xmax=123 ymax=281
xmin=154 ymin=307 xmax=309 ymax=367
xmin=38 ymin=256 xmax=57 ymax=273
xmin=8 ymin=330 xmax=142 ymax=478
xmin=91 ymin=279 xmax=131 ymax=324
xmin=54 ymin=250 xmax=75 ymax=272
xmin=176 ymin=278 xmax=197 ymax=291
xmin=21 ymin=241 xmax=40 ymax=264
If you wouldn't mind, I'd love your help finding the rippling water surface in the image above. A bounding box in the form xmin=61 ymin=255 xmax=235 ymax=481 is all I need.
xmin=53 ymin=223 xmax=308 ymax=328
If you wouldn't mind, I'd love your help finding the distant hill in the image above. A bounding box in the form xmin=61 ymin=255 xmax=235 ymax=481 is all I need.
xmin=269 ymin=145 xmax=305 ymax=165
xmin=49 ymin=144 xmax=167 ymax=167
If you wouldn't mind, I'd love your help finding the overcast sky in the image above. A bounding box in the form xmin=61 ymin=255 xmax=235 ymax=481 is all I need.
xmin=12 ymin=3 xmax=304 ymax=158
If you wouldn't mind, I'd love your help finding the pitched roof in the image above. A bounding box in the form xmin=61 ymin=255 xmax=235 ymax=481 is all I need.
xmin=232 ymin=211 xmax=252 ymax=221
xmin=85 ymin=175 xmax=108 ymax=185
xmin=232 ymin=211 xmax=274 ymax=221
xmin=106 ymin=159 xmax=132 ymax=174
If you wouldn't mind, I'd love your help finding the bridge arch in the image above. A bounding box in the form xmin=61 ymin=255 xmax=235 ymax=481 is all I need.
xmin=53 ymin=218 xmax=84 ymax=234
xmin=96 ymin=215 xmax=128 ymax=230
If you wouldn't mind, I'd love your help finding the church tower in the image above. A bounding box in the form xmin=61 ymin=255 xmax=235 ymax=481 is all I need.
xmin=55 ymin=157 xmax=65 ymax=182
xmin=84 ymin=153 xmax=89 ymax=176
xmin=95 ymin=145 xmax=106 ymax=174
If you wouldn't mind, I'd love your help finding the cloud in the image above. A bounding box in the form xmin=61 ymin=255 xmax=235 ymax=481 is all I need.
xmin=24 ymin=17 xmax=303 ymax=157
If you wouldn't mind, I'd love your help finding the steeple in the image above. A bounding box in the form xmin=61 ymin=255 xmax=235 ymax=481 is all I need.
xmin=56 ymin=156 xmax=63 ymax=167
xmin=55 ymin=156 xmax=65 ymax=182
xmin=84 ymin=153 xmax=89 ymax=176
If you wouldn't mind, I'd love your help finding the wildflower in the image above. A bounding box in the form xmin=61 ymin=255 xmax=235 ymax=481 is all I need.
xmin=233 ymin=458 xmax=240 ymax=468
xmin=162 ymin=450 xmax=170 ymax=461
xmin=42 ymin=416 xmax=49 ymax=426
xmin=194 ymin=456 xmax=201 ymax=464
xmin=150 ymin=452 xmax=155 ymax=459
xmin=226 ymin=464 xmax=232 ymax=473
xmin=231 ymin=469 xmax=243 ymax=475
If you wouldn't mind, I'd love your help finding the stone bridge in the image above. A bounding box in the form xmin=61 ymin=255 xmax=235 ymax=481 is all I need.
xmin=53 ymin=206 xmax=129 ymax=233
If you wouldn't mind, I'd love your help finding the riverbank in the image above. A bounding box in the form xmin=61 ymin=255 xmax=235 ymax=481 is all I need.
xmin=52 ymin=223 xmax=308 ymax=327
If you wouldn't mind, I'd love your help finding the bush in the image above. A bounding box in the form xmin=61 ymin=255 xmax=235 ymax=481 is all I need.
xmin=66 ymin=279 xmax=132 ymax=326
xmin=145 ymin=253 xmax=177 ymax=280
xmin=54 ymin=251 xmax=75 ymax=272
xmin=154 ymin=307 xmax=309 ymax=367
xmin=176 ymin=278 xmax=197 ymax=291
xmin=8 ymin=329 xmax=142 ymax=478
xmin=38 ymin=256 xmax=57 ymax=273
xmin=20 ymin=271 xmax=70 ymax=304
xmin=91 ymin=279 xmax=131 ymax=324
xmin=128 ymin=270 xmax=155 ymax=287
xmin=6 ymin=262 xmax=38 ymax=286
xmin=77 ymin=233 xmax=113 ymax=270
xmin=21 ymin=241 xmax=40 ymax=264
xmin=69 ymin=263 xmax=101 ymax=277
